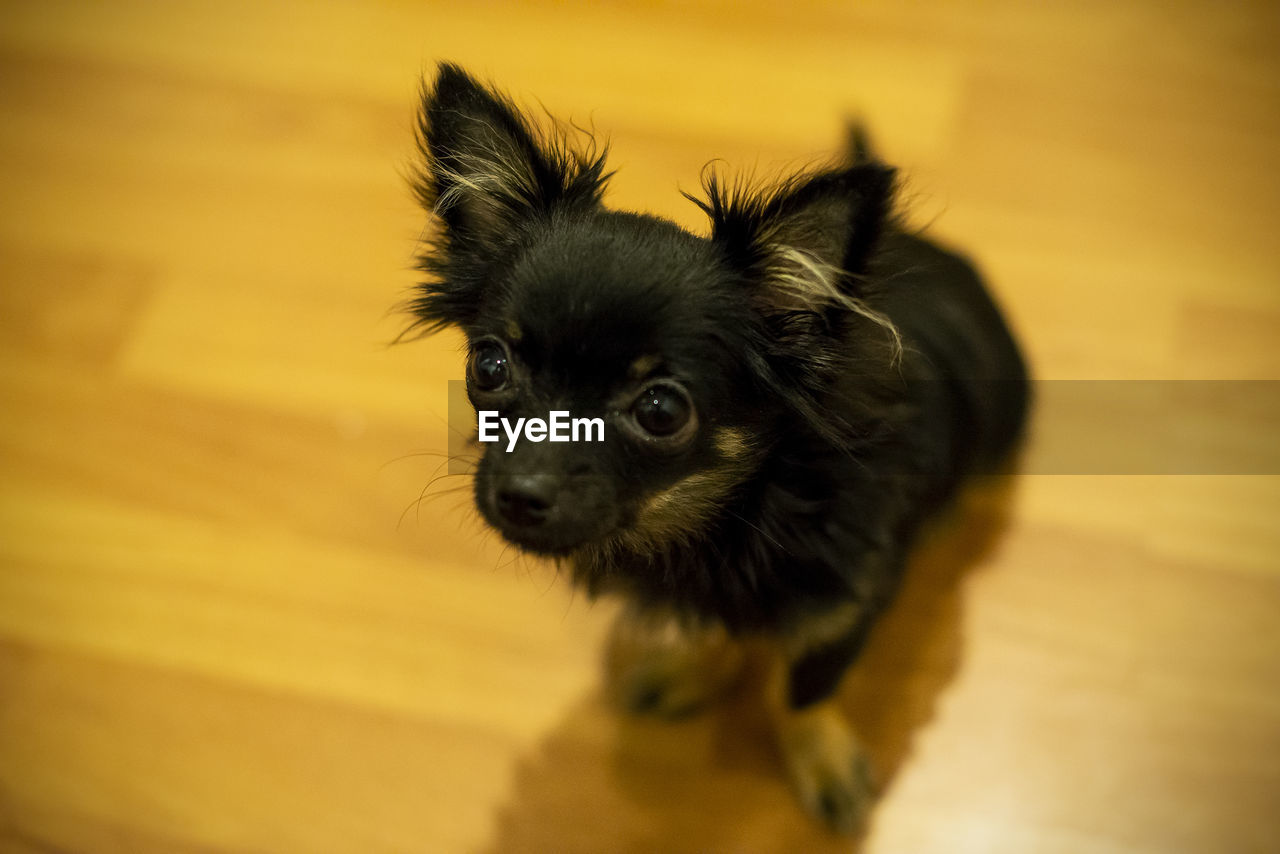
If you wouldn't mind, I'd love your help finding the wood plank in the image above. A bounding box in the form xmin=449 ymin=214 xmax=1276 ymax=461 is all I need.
xmin=2 ymin=1 xmax=1278 ymax=851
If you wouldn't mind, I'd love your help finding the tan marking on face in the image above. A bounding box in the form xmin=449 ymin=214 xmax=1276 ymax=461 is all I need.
xmin=632 ymin=470 xmax=731 ymax=545
xmin=628 ymin=354 xmax=662 ymax=380
xmin=504 ymin=318 xmax=523 ymax=342
xmin=577 ymin=430 xmax=758 ymax=557
xmin=604 ymin=462 xmax=745 ymax=553
xmin=713 ymin=427 xmax=753 ymax=461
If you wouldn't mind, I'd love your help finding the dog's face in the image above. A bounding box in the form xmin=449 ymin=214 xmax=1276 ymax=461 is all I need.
xmin=460 ymin=211 xmax=766 ymax=555
xmin=409 ymin=64 xmax=895 ymax=559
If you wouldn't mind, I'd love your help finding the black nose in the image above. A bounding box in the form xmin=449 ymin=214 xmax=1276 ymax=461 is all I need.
xmin=495 ymin=474 xmax=558 ymax=527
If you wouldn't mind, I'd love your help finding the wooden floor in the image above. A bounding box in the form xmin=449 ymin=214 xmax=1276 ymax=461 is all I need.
xmin=2 ymin=2 xmax=1279 ymax=852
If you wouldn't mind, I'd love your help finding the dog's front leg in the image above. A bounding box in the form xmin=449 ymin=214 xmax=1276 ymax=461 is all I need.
xmin=769 ymin=602 xmax=880 ymax=835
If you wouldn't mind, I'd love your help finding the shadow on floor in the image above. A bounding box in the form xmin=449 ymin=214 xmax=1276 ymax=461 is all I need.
xmin=481 ymin=475 xmax=1021 ymax=853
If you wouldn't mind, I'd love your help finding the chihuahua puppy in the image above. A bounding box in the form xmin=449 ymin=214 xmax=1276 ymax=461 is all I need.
xmin=406 ymin=63 xmax=1028 ymax=834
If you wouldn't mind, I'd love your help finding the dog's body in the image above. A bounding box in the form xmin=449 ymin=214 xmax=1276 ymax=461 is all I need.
xmin=407 ymin=64 xmax=1028 ymax=833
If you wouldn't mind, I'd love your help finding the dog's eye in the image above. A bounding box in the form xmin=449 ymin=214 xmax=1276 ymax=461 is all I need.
xmin=632 ymin=384 xmax=694 ymax=438
xmin=469 ymin=341 xmax=510 ymax=392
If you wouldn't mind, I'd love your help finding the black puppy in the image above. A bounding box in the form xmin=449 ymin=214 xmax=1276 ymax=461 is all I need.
xmin=406 ymin=63 xmax=1028 ymax=833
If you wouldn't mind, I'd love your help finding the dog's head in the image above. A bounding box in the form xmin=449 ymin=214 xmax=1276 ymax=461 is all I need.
xmin=408 ymin=64 xmax=896 ymax=559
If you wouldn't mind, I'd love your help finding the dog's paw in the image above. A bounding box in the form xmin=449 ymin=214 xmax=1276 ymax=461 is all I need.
xmin=604 ymin=609 xmax=744 ymax=718
xmin=797 ymin=747 xmax=877 ymax=835
xmin=775 ymin=702 xmax=878 ymax=835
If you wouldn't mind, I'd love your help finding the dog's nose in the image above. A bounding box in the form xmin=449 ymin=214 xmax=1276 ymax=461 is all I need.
xmin=495 ymin=474 xmax=558 ymax=527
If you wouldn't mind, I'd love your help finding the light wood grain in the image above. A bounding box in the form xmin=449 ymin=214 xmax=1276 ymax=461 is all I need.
xmin=2 ymin=2 xmax=1278 ymax=852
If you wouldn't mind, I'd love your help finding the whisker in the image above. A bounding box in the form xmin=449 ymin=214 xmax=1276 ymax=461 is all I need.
xmin=397 ymin=468 xmax=472 ymax=531
xmin=722 ymin=507 xmax=788 ymax=553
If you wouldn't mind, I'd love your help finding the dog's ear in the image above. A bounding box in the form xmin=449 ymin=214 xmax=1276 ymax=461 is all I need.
xmin=698 ymin=163 xmax=895 ymax=310
xmin=414 ymin=63 xmax=609 ymax=247
xmin=696 ymin=163 xmax=897 ymax=347
xmin=405 ymin=64 xmax=609 ymax=333
xmin=694 ymin=164 xmax=898 ymax=437
xmin=761 ymin=165 xmax=895 ymax=286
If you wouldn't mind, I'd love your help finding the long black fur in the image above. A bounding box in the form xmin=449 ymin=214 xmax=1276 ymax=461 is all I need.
xmin=407 ymin=62 xmax=1028 ymax=676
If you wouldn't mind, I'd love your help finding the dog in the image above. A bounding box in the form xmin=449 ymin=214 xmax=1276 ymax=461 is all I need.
xmin=404 ymin=63 xmax=1028 ymax=834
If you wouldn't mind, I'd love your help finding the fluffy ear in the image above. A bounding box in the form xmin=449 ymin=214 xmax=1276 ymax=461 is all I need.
xmin=407 ymin=63 xmax=609 ymax=330
xmin=694 ymin=164 xmax=898 ymax=436
xmin=415 ymin=63 xmax=609 ymax=243
xmin=697 ymin=163 xmax=895 ymax=314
